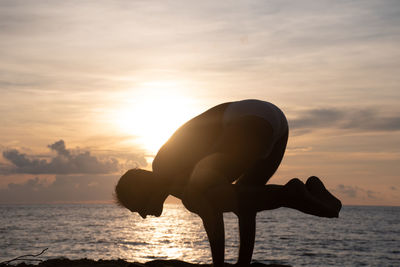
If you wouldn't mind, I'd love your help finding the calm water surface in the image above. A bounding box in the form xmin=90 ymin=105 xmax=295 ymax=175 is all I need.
xmin=1 ymin=204 xmax=399 ymax=266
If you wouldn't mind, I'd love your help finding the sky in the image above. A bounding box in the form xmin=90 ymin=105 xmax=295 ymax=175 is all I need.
xmin=0 ymin=0 xmax=399 ymax=206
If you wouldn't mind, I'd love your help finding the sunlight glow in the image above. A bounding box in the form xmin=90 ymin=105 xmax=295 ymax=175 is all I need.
xmin=115 ymin=204 xmax=208 ymax=263
xmin=114 ymin=81 xmax=199 ymax=156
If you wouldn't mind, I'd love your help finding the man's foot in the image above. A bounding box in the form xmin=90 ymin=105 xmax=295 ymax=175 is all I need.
xmin=305 ymin=176 xmax=342 ymax=217
xmin=283 ymin=178 xmax=340 ymax=218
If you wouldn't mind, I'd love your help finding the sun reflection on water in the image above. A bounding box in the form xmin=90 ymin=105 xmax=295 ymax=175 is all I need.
xmin=115 ymin=203 xmax=210 ymax=263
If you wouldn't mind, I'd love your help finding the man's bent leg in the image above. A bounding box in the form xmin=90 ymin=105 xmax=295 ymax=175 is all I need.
xmin=234 ymin=185 xmax=285 ymax=213
xmin=232 ymin=179 xmax=341 ymax=217
xmin=282 ymin=178 xmax=341 ymax=218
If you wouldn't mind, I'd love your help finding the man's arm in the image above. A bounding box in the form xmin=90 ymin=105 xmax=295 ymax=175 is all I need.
xmin=182 ymin=188 xmax=226 ymax=267
xmin=182 ymin=163 xmax=233 ymax=267
xmin=200 ymin=208 xmax=225 ymax=267
xmin=237 ymin=213 xmax=256 ymax=266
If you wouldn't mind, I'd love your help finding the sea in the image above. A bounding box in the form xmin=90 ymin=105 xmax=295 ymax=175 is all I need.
xmin=0 ymin=204 xmax=399 ymax=266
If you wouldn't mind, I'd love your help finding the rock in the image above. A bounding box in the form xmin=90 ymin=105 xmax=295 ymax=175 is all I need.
xmin=2 ymin=258 xmax=291 ymax=267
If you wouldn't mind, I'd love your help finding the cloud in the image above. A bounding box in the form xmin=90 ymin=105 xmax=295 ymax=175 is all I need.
xmin=1 ymin=140 xmax=142 ymax=175
xmin=0 ymin=175 xmax=119 ymax=204
xmin=285 ymin=146 xmax=313 ymax=155
xmin=366 ymin=190 xmax=378 ymax=200
xmin=333 ymin=184 xmax=380 ymax=200
xmin=334 ymin=184 xmax=358 ymax=198
xmin=289 ymin=107 xmax=400 ymax=134
xmin=289 ymin=108 xmax=345 ymax=130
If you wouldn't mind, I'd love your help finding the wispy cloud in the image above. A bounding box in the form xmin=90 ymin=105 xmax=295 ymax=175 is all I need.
xmin=333 ymin=184 xmax=380 ymax=200
xmin=1 ymin=0 xmax=399 ymax=88
xmin=289 ymin=107 xmax=400 ymax=134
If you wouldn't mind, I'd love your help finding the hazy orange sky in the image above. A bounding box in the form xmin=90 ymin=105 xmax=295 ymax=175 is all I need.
xmin=0 ymin=0 xmax=399 ymax=206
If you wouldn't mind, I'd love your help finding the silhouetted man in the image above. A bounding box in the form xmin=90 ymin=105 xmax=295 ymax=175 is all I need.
xmin=115 ymin=99 xmax=341 ymax=267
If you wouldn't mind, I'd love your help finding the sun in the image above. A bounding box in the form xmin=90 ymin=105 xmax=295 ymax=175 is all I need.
xmin=113 ymin=81 xmax=199 ymax=157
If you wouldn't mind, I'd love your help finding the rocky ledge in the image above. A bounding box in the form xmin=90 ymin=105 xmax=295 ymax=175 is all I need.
xmin=1 ymin=259 xmax=291 ymax=267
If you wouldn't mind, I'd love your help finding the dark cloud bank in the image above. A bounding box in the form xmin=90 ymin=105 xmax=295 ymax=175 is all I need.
xmin=2 ymin=140 xmax=123 ymax=175
xmin=0 ymin=140 xmax=147 ymax=203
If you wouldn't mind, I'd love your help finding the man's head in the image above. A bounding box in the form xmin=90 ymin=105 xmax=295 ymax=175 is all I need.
xmin=114 ymin=169 xmax=166 ymax=218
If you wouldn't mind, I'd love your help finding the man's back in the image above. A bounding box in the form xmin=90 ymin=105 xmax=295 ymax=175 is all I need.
xmin=152 ymin=102 xmax=231 ymax=185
